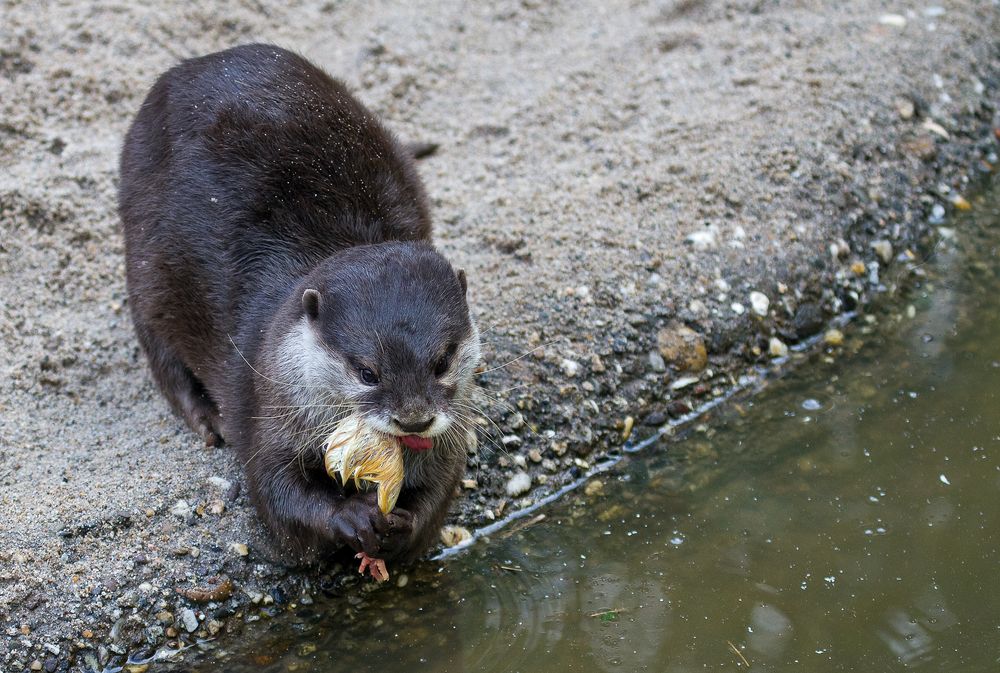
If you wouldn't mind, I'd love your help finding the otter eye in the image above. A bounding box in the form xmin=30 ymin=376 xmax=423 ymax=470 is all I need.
xmin=434 ymin=344 xmax=457 ymax=378
xmin=360 ymin=368 xmax=379 ymax=385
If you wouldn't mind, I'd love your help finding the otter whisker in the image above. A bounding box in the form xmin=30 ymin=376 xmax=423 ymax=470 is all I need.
xmin=475 ymin=337 xmax=568 ymax=377
xmin=228 ymin=333 xmax=317 ymax=390
xmin=448 ymin=407 xmax=508 ymax=459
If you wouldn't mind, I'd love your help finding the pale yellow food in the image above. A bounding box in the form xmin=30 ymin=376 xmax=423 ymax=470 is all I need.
xmin=323 ymin=414 xmax=404 ymax=515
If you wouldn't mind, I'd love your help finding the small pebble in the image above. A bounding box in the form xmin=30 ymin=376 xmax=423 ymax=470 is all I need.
xmin=871 ymin=240 xmax=893 ymax=264
xmin=824 ymin=329 xmax=845 ymax=347
xmin=671 ymin=375 xmax=699 ymax=391
xmin=768 ymin=337 xmax=788 ymax=358
xmin=560 ymin=358 xmax=580 ymax=377
xmin=749 ymin=291 xmax=769 ymax=316
xmin=951 ymin=195 xmax=971 ymax=211
xmin=656 ymin=324 xmax=708 ymax=372
xmin=505 ymin=472 xmax=532 ymax=497
xmin=180 ymin=608 xmax=198 ymax=633
xmin=460 ymin=478 xmax=478 ymax=490
xmin=527 ymin=449 xmax=542 ymax=463
xmin=396 ymin=574 xmax=409 ymax=588
xmin=169 ymin=500 xmax=191 ymax=519
xmin=850 ymin=260 xmax=866 ymax=275
xmin=878 ymin=13 xmax=906 ymax=27
xmin=229 ymin=543 xmax=249 ymax=557
xmin=207 ymin=499 xmax=225 ymax=515
xmin=439 ymin=525 xmax=472 ymax=547
xmin=895 ymin=97 xmax=915 ymax=120
xmin=621 ymin=415 xmax=634 ymax=441
xmin=584 ymin=480 xmax=604 ymax=497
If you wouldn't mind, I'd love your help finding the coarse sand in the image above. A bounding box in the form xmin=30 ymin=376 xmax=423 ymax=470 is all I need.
xmin=1 ymin=0 xmax=998 ymax=669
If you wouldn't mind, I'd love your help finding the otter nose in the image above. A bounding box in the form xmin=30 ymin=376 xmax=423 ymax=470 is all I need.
xmin=394 ymin=416 xmax=435 ymax=434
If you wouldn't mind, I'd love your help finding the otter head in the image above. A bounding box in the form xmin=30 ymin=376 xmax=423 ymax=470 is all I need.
xmin=293 ymin=242 xmax=479 ymax=452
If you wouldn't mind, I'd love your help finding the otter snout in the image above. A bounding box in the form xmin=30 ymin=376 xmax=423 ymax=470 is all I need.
xmin=394 ymin=416 xmax=435 ymax=434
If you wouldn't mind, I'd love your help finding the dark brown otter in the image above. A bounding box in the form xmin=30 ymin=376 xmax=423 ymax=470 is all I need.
xmin=119 ymin=44 xmax=480 ymax=564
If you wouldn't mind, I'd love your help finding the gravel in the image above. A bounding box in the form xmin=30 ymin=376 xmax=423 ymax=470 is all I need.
xmin=1 ymin=0 xmax=998 ymax=670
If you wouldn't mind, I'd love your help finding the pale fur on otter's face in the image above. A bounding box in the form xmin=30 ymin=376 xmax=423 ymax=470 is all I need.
xmin=273 ymin=242 xmax=479 ymax=481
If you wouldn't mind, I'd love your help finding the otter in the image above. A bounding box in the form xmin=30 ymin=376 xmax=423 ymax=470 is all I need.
xmin=119 ymin=44 xmax=480 ymax=564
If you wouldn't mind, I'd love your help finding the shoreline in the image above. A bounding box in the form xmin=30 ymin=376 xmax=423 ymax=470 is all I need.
xmin=1 ymin=2 xmax=998 ymax=671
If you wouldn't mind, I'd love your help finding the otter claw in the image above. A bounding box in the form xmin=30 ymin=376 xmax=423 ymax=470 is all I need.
xmin=355 ymin=551 xmax=389 ymax=582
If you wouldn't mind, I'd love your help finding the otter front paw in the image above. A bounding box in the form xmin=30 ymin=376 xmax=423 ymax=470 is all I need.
xmin=377 ymin=508 xmax=415 ymax=559
xmin=331 ymin=493 xmax=389 ymax=556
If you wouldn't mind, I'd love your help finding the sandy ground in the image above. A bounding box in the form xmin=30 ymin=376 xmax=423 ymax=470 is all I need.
xmin=1 ymin=0 xmax=998 ymax=670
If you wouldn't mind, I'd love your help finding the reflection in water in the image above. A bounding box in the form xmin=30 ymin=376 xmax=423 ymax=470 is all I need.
xmin=164 ymin=179 xmax=1000 ymax=672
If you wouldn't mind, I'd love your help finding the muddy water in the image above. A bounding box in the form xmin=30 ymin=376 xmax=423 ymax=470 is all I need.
xmin=165 ymin=177 xmax=1000 ymax=672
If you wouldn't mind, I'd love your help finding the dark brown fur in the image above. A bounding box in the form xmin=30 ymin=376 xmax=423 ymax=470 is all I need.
xmin=119 ymin=44 xmax=478 ymax=563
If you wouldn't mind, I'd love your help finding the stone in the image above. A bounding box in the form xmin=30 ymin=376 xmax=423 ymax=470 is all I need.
xmin=207 ymin=476 xmax=232 ymax=492
xmin=180 ymin=608 xmax=198 ymax=633
xmin=505 ymin=472 xmax=532 ymax=497
xmin=871 ymin=240 xmax=893 ymax=264
xmin=169 ymin=500 xmax=191 ymax=519
xmin=440 ymin=525 xmax=472 ymax=547
xmin=656 ymin=323 xmax=708 ymax=372
xmin=824 ymin=329 xmax=845 ymax=346
xmin=648 ymin=350 xmax=666 ymax=372
xmin=792 ymin=303 xmax=824 ymax=339
xmin=749 ymin=291 xmax=769 ymax=316
xmin=894 ymin=97 xmax=915 ymax=120
xmin=560 ymin=358 xmax=580 ymax=377
xmin=229 ymin=543 xmax=249 ymax=557
xmin=768 ymin=337 xmax=789 ymax=358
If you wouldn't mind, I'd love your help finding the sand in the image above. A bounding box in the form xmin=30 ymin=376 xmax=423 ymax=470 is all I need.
xmin=1 ymin=0 xmax=998 ymax=669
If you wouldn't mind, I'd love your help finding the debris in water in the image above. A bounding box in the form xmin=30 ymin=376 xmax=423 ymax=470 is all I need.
xmin=939 ymin=474 xmax=950 ymax=485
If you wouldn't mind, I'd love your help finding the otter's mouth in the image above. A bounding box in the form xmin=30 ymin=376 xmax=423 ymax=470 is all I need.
xmin=399 ymin=435 xmax=432 ymax=452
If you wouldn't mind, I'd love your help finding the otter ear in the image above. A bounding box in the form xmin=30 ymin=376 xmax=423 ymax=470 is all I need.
xmin=302 ymin=289 xmax=322 ymax=320
xmin=456 ymin=269 xmax=467 ymax=296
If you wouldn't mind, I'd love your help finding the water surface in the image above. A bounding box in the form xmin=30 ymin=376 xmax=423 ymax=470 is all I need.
xmin=167 ymin=176 xmax=1000 ymax=672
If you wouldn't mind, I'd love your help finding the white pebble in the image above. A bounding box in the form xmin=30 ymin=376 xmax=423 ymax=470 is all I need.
xmin=207 ymin=476 xmax=232 ymax=492
xmin=749 ymin=291 xmax=770 ymax=316
xmin=768 ymin=337 xmax=788 ymax=358
xmin=871 ymin=240 xmax=893 ymax=265
xmin=878 ymin=13 xmax=906 ymax=27
xmin=169 ymin=500 xmax=191 ymax=519
xmin=686 ymin=229 xmax=717 ymax=250
xmin=560 ymin=358 xmax=580 ymax=377
xmin=731 ymin=302 xmax=745 ymax=316
xmin=180 ymin=608 xmax=199 ymax=633
xmin=505 ymin=472 xmax=532 ymax=497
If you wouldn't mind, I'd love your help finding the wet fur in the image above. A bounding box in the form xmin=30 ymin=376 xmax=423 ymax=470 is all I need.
xmin=120 ymin=44 xmax=476 ymax=563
